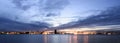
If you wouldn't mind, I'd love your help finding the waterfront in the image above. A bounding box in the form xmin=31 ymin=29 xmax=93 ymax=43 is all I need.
xmin=1 ymin=30 xmax=120 ymax=35
xmin=0 ymin=35 xmax=120 ymax=43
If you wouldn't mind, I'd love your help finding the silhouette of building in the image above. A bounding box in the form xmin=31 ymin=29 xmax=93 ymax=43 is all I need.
xmin=54 ymin=29 xmax=58 ymax=34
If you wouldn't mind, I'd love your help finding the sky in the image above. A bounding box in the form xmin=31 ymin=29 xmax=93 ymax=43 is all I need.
xmin=0 ymin=0 xmax=120 ymax=31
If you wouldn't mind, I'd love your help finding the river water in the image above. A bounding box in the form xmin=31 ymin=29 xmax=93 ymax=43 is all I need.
xmin=0 ymin=35 xmax=120 ymax=43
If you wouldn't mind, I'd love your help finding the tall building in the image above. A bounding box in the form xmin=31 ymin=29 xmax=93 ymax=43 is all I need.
xmin=54 ymin=29 xmax=58 ymax=34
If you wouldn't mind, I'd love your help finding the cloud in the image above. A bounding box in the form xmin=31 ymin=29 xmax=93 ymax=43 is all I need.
xmin=12 ymin=0 xmax=69 ymax=17
xmin=0 ymin=17 xmax=49 ymax=31
xmin=77 ymin=6 xmax=120 ymax=26
xmin=12 ymin=0 xmax=38 ymax=10
xmin=12 ymin=0 xmax=69 ymax=10
xmin=57 ymin=6 xmax=120 ymax=29
xmin=0 ymin=0 xmax=70 ymax=31
xmin=0 ymin=0 xmax=70 ymax=27
xmin=41 ymin=0 xmax=69 ymax=11
xmin=11 ymin=0 xmax=70 ymax=25
xmin=0 ymin=0 xmax=21 ymax=20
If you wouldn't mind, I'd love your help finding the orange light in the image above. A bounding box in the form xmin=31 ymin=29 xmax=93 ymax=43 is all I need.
xmin=42 ymin=32 xmax=49 ymax=35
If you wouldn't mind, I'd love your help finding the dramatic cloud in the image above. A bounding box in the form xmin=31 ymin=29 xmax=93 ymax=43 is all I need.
xmin=0 ymin=0 xmax=21 ymax=20
xmin=0 ymin=0 xmax=120 ymax=31
xmin=0 ymin=0 xmax=70 ymax=31
xmin=0 ymin=17 xmax=50 ymax=31
xmin=12 ymin=0 xmax=69 ymax=11
xmin=12 ymin=0 xmax=70 ymax=24
xmin=0 ymin=0 xmax=70 ymax=27
xmin=57 ymin=6 xmax=120 ymax=30
xmin=77 ymin=6 xmax=120 ymax=26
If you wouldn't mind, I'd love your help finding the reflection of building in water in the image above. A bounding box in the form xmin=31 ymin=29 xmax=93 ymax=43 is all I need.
xmin=48 ymin=35 xmax=71 ymax=43
xmin=69 ymin=35 xmax=78 ymax=43
xmin=83 ymin=35 xmax=88 ymax=43
xmin=69 ymin=35 xmax=72 ymax=43
xmin=72 ymin=35 xmax=78 ymax=43
xmin=44 ymin=35 xmax=48 ymax=43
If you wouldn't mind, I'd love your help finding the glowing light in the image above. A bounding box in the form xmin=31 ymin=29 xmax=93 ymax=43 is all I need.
xmin=42 ymin=32 xmax=49 ymax=35
xmin=52 ymin=22 xmax=60 ymax=27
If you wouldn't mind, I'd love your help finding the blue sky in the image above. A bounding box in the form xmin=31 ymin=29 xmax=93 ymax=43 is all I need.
xmin=0 ymin=0 xmax=120 ymax=31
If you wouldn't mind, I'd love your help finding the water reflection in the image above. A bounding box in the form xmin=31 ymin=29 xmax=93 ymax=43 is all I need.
xmin=69 ymin=35 xmax=72 ymax=43
xmin=83 ymin=35 xmax=88 ymax=43
xmin=43 ymin=35 xmax=48 ymax=43
xmin=72 ymin=35 xmax=78 ymax=43
xmin=43 ymin=35 xmax=79 ymax=43
xmin=43 ymin=35 xmax=73 ymax=43
xmin=0 ymin=35 xmax=120 ymax=43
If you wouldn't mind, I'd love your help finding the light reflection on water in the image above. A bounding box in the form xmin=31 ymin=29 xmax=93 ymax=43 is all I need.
xmin=0 ymin=35 xmax=120 ymax=43
xmin=83 ymin=35 xmax=88 ymax=43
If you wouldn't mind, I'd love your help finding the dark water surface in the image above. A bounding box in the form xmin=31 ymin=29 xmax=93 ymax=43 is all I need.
xmin=0 ymin=35 xmax=120 ymax=43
